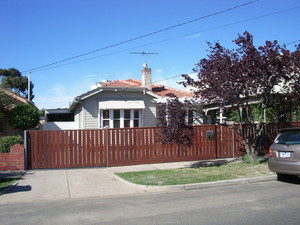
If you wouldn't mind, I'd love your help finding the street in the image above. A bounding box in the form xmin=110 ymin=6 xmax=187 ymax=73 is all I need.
xmin=1 ymin=179 xmax=299 ymax=225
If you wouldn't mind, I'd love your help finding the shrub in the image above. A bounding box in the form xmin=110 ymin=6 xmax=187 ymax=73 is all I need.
xmin=8 ymin=104 xmax=40 ymax=131
xmin=0 ymin=136 xmax=23 ymax=153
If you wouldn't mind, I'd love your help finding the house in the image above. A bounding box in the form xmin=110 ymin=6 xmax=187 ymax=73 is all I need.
xmin=42 ymin=108 xmax=78 ymax=130
xmin=0 ymin=88 xmax=37 ymax=137
xmin=44 ymin=67 xmax=211 ymax=130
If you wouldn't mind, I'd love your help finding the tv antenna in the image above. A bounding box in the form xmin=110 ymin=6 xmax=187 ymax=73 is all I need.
xmin=130 ymin=51 xmax=158 ymax=68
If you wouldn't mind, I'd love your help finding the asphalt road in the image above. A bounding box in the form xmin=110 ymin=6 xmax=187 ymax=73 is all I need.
xmin=1 ymin=180 xmax=299 ymax=225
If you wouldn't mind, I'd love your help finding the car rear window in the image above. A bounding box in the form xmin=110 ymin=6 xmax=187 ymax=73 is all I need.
xmin=275 ymin=131 xmax=300 ymax=145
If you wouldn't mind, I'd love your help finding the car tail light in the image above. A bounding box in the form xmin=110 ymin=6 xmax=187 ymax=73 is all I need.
xmin=269 ymin=149 xmax=274 ymax=158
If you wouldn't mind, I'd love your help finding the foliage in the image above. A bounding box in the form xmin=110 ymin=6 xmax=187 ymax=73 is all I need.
xmin=0 ymin=68 xmax=34 ymax=100
xmin=0 ymin=89 xmax=18 ymax=116
xmin=225 ymin=102 xmax=283 ymax=123
xmin=0 ymin=135 xmax=23 ymax=153
xmin=181 ymin=31 xmax=300 ymax=162
xmin=8 ymin=104 xmax=40 ymax=131
xmin=157 ymin=98 xmax=194 ymax=148
xmin=39 ymin=108 xmax=46 ymax=117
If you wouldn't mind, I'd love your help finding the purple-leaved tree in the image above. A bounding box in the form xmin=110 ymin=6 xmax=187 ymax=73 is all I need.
xmin=157 ymin=97 xmax=194 ymax=148
xmin=181 ymin=31 xmax=300 ymax=162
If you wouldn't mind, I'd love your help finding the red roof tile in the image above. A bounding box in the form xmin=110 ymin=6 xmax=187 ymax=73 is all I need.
xmin=101 ymin=79 xmax=193 ymax=98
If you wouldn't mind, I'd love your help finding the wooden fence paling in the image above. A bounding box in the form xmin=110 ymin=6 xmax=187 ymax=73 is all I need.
xmin=26 ymin=122 xmax=300 ymax=169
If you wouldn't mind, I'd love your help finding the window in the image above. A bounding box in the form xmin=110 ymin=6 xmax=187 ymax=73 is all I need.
xmin=100 ymin=109 xmax=141 ymax=128
xmin=102 ymin=110 xmax=110 ymax=128
xmin=134 ymin=109 xmax=139 ymax=127
xmin=276 ymin=130 xmax=300 ymax=145
xmin=46 ymin=113 xmax=75 ymax=122
xmin=124 ymin=110 xmax=131 ymax=128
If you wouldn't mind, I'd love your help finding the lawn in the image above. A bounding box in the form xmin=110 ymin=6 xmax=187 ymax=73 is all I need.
xmin=116 ymin=162 xmax=274 ymax=186
xmin=0 ymin=178 xmax=19 ymax=191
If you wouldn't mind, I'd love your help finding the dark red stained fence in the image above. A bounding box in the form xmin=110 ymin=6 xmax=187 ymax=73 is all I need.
xmin=26 ymin=122 xmax=300 ymax=169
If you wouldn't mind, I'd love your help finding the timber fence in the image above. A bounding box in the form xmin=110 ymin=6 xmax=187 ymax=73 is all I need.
xmin=26 ymin=122 xmax=300 ymax=169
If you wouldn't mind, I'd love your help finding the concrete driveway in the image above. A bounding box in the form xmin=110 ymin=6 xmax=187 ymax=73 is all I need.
xmin=0 ymin=168 xmax=147 ymax=204
xmin=0 ymin=161 xmax=200 ymax=204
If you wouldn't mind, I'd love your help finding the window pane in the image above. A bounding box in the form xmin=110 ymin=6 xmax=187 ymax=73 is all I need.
xmin=114 ymin=120 xmax=120 ymax=128
xmin=103 ymin=110 xmax=109 ymax=119
xmin=134 ymin=110 xmax=139 ymax=118
xmin=46 ymin=113 xmax=74 ymax=122
xmin=114 ymin=110 xmax=120 ymax=119
xmin=103 ymin=120 xmax=109 ymax=128
xmin=124 ymin=110 xmax=130 ymax=119
xmin=124 ymin=120 xmax=131 ymax=128
xmin=134 ymin=120 xmax=139 ymax=127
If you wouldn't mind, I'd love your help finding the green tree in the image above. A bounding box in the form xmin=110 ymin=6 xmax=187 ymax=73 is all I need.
xmin=8 ymin=104 xmax=39 ymax=132
xmin=0 ymin=89 xmax=18 ymax=116
xmin=0 ymin=68 xmax=34 ymax=100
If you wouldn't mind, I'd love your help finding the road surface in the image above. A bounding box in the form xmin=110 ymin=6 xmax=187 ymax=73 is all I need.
xmin=0 ymin=180 xmax=299 ymax=225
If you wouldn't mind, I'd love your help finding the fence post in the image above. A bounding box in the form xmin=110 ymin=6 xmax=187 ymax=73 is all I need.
xmin=24 ymin=130 xmax=28 ymax=170
xmin=104 ymin=128 xmax=109 ymax=167
xmin=215 ymin=125 xmax=218 ymax=159
xmin=232 ymin=128 xmax=235 ymax=158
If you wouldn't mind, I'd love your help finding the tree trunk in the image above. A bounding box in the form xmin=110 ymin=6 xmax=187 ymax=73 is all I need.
xmin=242 ymin=138 xmax=258 ymax=162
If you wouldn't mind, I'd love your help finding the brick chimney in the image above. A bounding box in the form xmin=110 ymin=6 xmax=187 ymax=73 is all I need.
xmin=141 ymin=67 xmax=152 ymax=90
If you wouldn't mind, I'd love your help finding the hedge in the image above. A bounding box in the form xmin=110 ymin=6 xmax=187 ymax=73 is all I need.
xmin=0 ymin=136 xmax=24 ymax=153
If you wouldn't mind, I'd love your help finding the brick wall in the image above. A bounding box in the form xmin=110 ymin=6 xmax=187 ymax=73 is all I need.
xmin=0 ymin=144 xmax=24 ymax=171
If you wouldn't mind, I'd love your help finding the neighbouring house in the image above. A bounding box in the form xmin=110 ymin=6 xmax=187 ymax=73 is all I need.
xmin=0 ymin=88 xmax=37 ymax=137
xmin=42 ymin=108 xmax=78 ymax=130
xmin=43 ymin=67 xmax=212 ymax=130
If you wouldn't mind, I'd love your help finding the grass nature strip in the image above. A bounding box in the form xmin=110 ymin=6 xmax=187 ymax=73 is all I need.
xmin=116 ymin=162 xmax=274 ymax=186
xmin=0 ymin=178 xmax=19 ymax=191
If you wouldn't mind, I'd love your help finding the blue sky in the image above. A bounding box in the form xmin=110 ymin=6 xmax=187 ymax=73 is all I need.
xmin=1 ymin=0 xmax=299 ymax=109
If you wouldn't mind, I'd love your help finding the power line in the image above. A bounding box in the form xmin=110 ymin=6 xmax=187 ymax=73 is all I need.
xmin=22 ymin=0 xmax=259 ymax=73
xmin=286 ymin=40 xmax=300 ymax=45
xmin=28 ymin=5 xmax=300 ymax=74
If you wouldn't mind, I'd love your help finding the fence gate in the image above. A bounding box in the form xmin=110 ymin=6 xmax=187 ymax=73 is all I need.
xmin=26 ymin=130 xmax=107 ymax=169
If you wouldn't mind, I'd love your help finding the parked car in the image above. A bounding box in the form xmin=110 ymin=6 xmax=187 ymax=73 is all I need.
xmin=268 ymin=128 xmax=300 ymax=180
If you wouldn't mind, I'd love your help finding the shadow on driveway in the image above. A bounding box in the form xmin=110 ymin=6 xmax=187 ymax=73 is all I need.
xmin=3 ymin=184 xmax=32 ymax=195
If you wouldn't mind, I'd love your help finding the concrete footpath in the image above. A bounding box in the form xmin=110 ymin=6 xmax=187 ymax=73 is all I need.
xmin=0 ymin=158 xmax=276 ymax=204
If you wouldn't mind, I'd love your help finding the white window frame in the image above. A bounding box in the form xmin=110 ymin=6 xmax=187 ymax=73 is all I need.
xmin=100 ymin=109 xmax=142 ymax=129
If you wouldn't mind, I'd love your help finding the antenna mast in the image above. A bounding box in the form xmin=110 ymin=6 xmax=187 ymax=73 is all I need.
xmin=130 ymin=51 xmax=158 ymax=67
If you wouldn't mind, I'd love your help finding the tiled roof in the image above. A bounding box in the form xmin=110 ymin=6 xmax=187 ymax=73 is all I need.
xmin=0 ymin=88 xmax=38 ymax=110
xmin=101 ymin=78 xmax=193 ymax=98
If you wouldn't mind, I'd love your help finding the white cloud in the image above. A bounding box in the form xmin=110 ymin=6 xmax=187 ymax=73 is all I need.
xmin=185 ymin=32 xmax=202 ymax=39
xmin=155 ymin=69 xmax=163 ymax=73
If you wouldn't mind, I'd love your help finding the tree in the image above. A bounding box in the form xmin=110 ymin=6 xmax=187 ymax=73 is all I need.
xmin=157 ymin=98 xmax=194 ymax=148
xmin=0 ymin=68 xmax=34 ymax=100
xmin=181 ymin=31 xmax=300 ymax=162
xmin=8 ymin=104 xmax=39 ymax=132
xmin=0 ymin=89 xmax=18 ymax=116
